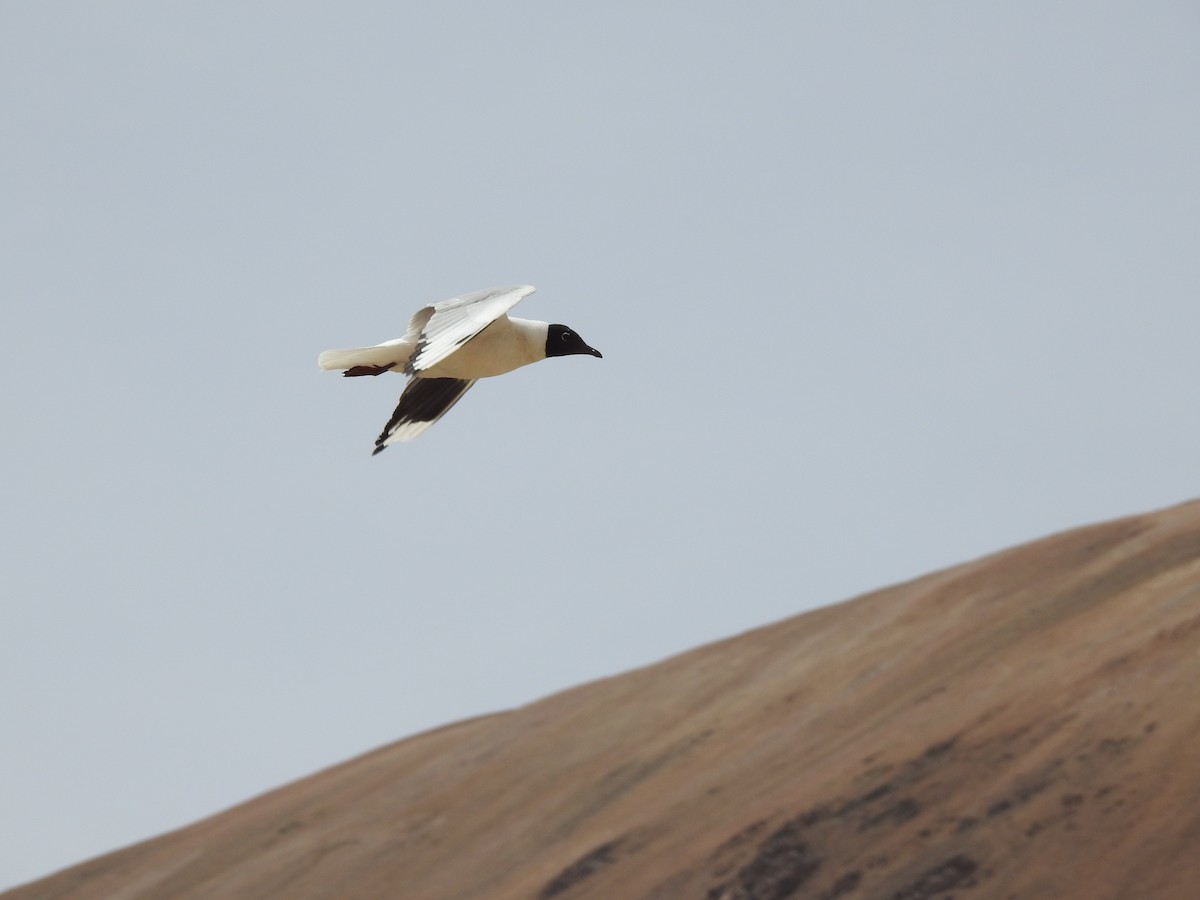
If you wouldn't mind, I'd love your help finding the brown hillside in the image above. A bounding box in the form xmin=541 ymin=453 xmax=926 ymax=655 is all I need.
xmin=10 ymin=501 xmax=1200 ymax=900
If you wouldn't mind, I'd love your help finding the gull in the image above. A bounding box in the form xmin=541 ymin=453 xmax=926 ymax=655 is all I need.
xmin=318 ymin=285 xmax=602 ymax=454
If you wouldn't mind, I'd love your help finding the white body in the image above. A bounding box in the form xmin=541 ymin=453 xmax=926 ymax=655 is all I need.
xmin=318 ymin=315 xmax=547 ymax=381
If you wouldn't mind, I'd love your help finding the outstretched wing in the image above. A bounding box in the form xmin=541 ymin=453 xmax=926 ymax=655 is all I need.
xmin=373 ymin=377 xmax=478 ymax=453
xmin=404 ymin=285 xmax=536 ymax=375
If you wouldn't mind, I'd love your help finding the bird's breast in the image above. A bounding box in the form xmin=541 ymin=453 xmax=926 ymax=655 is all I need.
xmin=421 ymin=317 xmax=544 ymax=380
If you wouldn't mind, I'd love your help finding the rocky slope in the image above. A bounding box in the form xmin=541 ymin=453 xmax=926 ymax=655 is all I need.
xmin=10 ymin=500 xmax=1200 ymax=900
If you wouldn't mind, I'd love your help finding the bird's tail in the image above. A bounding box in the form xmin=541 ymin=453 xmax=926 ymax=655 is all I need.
xmin=317 ymin=340 xmax=410 ymax=373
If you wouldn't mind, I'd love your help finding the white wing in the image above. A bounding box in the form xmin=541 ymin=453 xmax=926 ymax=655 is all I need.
xmin=404 ymin=284 xmax=536 ymax=375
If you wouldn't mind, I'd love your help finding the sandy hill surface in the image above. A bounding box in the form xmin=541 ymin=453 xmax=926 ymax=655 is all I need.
xmin=9 ymin=500 xmax=1200 ymax=900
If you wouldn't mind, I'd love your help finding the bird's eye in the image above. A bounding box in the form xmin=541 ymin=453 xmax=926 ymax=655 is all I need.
xmin=561 ymin=331 xmax=572 ymax=341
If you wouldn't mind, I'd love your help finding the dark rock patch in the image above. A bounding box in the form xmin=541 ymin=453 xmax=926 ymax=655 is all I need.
xmin=860 ymin=798 xmax=921 ymax=832
xmin=889 ymin=855 xmax=980 ymax=899
xmin=540 ymin=837 xmax=626 ymax=899
xmin=707 ymin=822 xmax=823 ymax=900
xmin=818 ymin=869 xmax=862 ymax=899
xmin=922 ymin=737 xmax=959 ymax=759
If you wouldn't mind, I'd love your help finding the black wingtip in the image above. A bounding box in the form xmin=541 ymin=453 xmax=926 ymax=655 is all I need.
xmin=372 ymin=444 xmax=386 ymax=456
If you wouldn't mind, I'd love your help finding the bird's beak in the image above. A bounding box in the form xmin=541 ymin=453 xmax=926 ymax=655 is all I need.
xmin=588 ymin=346 xmax=603 ymax=359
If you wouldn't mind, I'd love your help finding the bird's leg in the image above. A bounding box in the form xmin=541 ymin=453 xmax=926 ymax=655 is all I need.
xmin=343 ymin=362 xmax=397 ymax=377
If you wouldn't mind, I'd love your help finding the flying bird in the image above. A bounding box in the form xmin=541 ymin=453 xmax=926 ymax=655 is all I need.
xmin=318 ymin=285 xmax=602 ymax=454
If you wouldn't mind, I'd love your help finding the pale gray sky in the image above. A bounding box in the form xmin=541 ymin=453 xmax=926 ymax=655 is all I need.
xmin=2 ymin=1 xmax=1198 ymax=889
